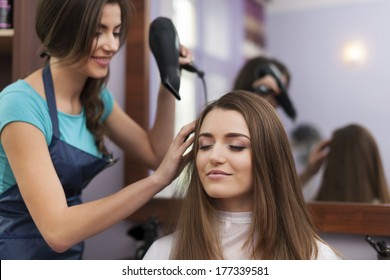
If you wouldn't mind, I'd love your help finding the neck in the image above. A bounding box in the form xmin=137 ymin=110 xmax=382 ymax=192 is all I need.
xmin=49 ymin=59 xmax=88 ymax=114
xmin=214 ymin=198 xmax=253 ymax=212
xmin=49 ymin=59 xmax=87 ymax=101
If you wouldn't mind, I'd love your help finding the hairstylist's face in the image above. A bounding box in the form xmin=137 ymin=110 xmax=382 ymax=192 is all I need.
xmin=78 ymin=3 xmax=122 ymax=78
xmin=196 ymin=109 xmax=253 ymax=212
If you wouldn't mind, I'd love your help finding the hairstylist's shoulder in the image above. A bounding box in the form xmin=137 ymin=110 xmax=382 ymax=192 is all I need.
xmin=0 ymin=80 xmax=52 ymax=142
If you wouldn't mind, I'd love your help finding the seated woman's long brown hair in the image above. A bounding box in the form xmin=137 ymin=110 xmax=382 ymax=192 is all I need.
xmin=168 ymin=90 xmax=327 ymax=259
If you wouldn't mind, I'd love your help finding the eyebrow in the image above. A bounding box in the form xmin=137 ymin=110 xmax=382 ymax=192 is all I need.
xmin=99 ymin=23 xmax=122 ymax=29
xmin=199 ymin=132 xmax=250 ymax=140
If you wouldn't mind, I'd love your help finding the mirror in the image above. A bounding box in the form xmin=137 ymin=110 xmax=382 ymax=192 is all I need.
xmin=266 ymin=0 xmax=390 ymax=204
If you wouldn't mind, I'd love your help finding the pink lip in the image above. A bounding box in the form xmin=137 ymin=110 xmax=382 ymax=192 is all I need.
xmin=91 ymin=56 xmax=111 ymax=67
xmin=206 ymin=170 xmax=231 ymax=179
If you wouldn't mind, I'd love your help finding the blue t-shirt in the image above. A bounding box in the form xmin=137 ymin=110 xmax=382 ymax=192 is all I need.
xmin=0 ymin=80 xmax=114 ymax=194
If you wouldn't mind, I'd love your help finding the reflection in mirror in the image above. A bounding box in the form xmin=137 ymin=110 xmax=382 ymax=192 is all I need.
xmin=290 ymin=122 xmax=324 ymax=201
xmin=293 ymin=123 xmax=390 ymax=203
xmin=290 ymin=123 xmax=322 ymax=168
xmin=315 ymin=124 xmax=390 ymax=203
xmin=266 ymin=0 xmax=390 ymax=205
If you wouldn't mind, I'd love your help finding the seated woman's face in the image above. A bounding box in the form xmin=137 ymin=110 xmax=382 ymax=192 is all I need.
xmin=196 ymin=108 xmax=253 ymax=212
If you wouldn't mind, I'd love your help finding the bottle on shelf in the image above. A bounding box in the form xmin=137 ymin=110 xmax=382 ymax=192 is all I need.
xmin=0 ymin=0 xmax=12 ymax=29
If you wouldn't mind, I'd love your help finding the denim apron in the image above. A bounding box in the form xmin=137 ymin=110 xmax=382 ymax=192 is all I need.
xmin=0 ymin=65 xmax=115 ymax=259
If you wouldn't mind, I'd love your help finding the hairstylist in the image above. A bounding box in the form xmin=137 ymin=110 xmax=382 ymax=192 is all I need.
xmin=0 ymin=0 xmax=194 ymax=259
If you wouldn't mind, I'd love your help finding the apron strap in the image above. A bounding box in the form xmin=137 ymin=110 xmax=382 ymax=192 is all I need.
xmin=42 ymin=64 xmax=60 ymax=139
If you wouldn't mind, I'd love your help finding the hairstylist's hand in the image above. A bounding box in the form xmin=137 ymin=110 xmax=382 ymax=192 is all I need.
xmin=307 ymin=139 xmax=331 ymax=173
xmin=152 ymin=121 xmax=195 ymax=187
xmin=300 ymin=139 xmax=331 ymax=185
xmin=251 ymin=75 xmax=280 ymax=108
xmin=252 ymin=75 xmax=280 ymax=94
xmin=179 ymin=44 xmax=193 ymax=66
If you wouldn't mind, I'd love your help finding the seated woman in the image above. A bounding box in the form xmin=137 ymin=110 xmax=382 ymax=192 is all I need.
xmin=316 ymin=124 xmax=390 ymax=203
xmin=143 ymin=90 xmax=340 ymax=260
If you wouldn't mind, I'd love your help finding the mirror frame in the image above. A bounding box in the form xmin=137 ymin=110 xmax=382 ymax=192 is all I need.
xmin=129 ymin=199 xmax=390 ymax=236
xmin=307 ymin=202 xmax=390 ymax=236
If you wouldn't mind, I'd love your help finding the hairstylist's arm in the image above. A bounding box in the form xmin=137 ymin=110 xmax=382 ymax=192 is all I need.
xmin=2 ymin=121 xmax=194 ymax=253
xmin=105 ymin=45 xmax=192 ymax=170
xmin=299 ymin=139 xmax=330 ymax=186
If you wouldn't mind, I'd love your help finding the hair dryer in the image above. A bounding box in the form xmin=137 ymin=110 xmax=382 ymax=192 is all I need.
xmin=149 ymin=17 xmax=181 ymax=100
xmin=149 ymin=17 xmax=205 ymax=101
xmin=255 ymin=63 xmax=297 ymax=120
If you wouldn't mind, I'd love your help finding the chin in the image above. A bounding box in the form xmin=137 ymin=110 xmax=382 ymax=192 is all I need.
xmin=90 ymin=71 xmax=109 ymax=79
xmin=204 ymin=189 xmax=228 ymax=199
xmin=83 ymin=64 xmax=109 ymax=79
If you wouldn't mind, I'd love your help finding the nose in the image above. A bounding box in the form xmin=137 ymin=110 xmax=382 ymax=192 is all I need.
xmin=102 ymin=34 xmax=119 ymax=52
xmin=209 ymin=145 xmax=226 ymax=165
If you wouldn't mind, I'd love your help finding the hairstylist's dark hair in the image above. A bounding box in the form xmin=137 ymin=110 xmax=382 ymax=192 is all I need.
xmin=233 ymin=56 xmax=291 ymax=91
xmin=35 ymin=0 xmax=133 ymax=155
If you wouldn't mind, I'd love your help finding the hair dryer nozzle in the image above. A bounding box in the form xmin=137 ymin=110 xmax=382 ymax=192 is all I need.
xmin=149 ymin=17 xmax=181 ymax=100
xmin=162 ymin=73 xmax=181 ymax=100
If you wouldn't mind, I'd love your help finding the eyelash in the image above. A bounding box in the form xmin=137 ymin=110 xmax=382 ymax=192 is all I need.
xmin=229 ymin=145 xmax=246 ymax=151
xmin=199 ymin=145 xmax=212 ymax=151
xmin=198 ymin=145 xmax=246 ymax=151
xmin=95 ymin=31 xmax=121 ymax=37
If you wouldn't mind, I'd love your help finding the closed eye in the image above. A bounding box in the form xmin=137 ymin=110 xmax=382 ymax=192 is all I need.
xmin=229 ymin=145 xmax=246 ymax=151
xmin=199 ymin=145 xmax=212 ymax=151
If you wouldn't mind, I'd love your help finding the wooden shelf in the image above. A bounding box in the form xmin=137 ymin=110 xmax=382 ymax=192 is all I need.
xmin=0 ymin=29 xmax=14 ymax=36
xmin=0 ymin=29 xmax=13 ymax=55
xmin=1 ymin=0 xmax=44 ymax=89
